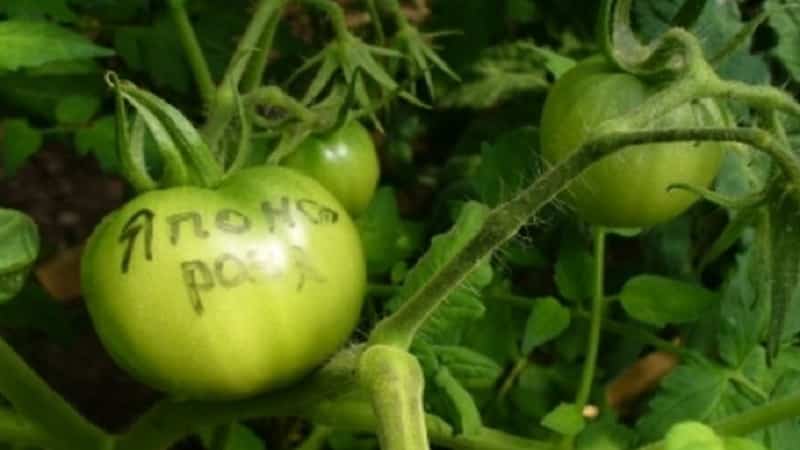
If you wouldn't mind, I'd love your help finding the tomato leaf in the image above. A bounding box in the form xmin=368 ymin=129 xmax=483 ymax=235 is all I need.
xmin=554 ymin=232 xmax=593 ymax=303
xmin=75 ymin=116 xmax=119 ymax=173
xmin=766 ymin=193 xmax=800 ymax=359
xmin=766 ymin=0 xmax=800 ymax=82
xmin=428 ymin=345 xmax=502 ymax=390
xmin=0 ymin=0 xmax=78 ymax=22
xmin=0 ymin=209 xmax=40 ymax=303
xmin=619 ymin=275 xmax=719 ymax=327
xmin=0 ymin=21 xmax=113 ymax=71
xmin=439 ymin=41 xmax=558 ymax=109
xmin=541 ymin=403 xmax=585 ymax=436
xmin=636 ymin=359 xmax=728 ymax=441
xmin=1 ymin=118 xmax=42 ymax=176
xmin=522 ymin=297 xmax=571 ymax=353
xmin=55 ymin=94 xmax=101 ymax=125
xmin=388 ymin=201 xmax=493 ymax=346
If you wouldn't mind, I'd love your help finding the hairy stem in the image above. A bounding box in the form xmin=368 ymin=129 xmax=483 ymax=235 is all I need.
xmin=311 ymin=400 xmax=553 ymax=450
xmin=203 ymin=0 xmax=289 ymax=146
xmin=368 ymin=126 xmax=800 ymax=350
xmin=359 ymin=345 xmax=429 ymax=450
xmin=168 ymin=0 xmax=216 ymax=108
xmin=0 ymin=338 xmax=112 ymax=450
xmin=242 ymin=6 xmax=286 ymax=94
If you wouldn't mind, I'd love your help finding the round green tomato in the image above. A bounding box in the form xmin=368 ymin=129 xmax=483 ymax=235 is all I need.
xmin=284 ymin=120 xmax=379 ymax=216
xmin=540 ymin=57 xmax=724 ymax=228
xmin=81 ymin=166 xmax=366 ymax=399
xmin=664 ymin=422 xmax=724 ymax=450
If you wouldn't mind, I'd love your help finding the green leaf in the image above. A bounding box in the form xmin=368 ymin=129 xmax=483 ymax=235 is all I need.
xmin=113 ymin=14 xmax=191 ymax=93
xmin=0 ymin=21 xmax=113 ymax=71
xmin=766 ymin=193 xmax=800 ymax=358
xmin=0 ymin=0 xmax=78 ymax=22
xmin=541 ymin=403 xmax=585 ymax=436
xmin=440 ymin=41 xmax=558 ymax=109
xmin=356 ymin=188 xmax=423 ymax=274
xmin=619 ymin=275 xmax=719 ymax=327
xmin=636 ymin=359 xmax=728 ymax=441
xmin=522 ymin=297 xmax=571 ymax=353
xmin=576 ymin=418 xmax=637 ymax=450
xmin=0 ymin=73 xmax=105 ymax=121
xmin=389 ymin=202 xmax=493 ymax=346
xmin=554 ymin=233 xmax=593 ymax=302
xmin=719 ymin=246 xmax=769 ymax=367
xmin=0 ymin=209 xmax=40 ymax=303
xmin=633 ymin=0 xmax=769 ymax=83
xmin=1 ymin=118 xmax=42 ymax=176
xmin=75 ymin=116 xmax=118 ymax=173
xmin=55 ymin=94 xmax=101 ymax=124
xmin=471 ymin=126 xmax=541 ymax=206
xmin=767 ymin=0 xmax=800 ymax=82
xmin=429 ymin=345 xmax=502 ymax=389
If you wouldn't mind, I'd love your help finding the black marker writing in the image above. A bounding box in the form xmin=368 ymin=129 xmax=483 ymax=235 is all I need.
xmin=262 ymin=197 xmax=295 ymax=232
xmin=119 ymin=209 xmax=155 ymax=274
xmin=216 ymin=209 xmax=251 ymax=234
xmin=167 ymin=212 xmax=210 ymax=245
xmin=181 ymin=260 xmax=214 ymax=314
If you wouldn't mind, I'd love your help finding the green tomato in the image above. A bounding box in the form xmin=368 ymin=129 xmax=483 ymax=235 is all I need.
xmin=284 ymin=120 xmax=379 ymax=216
xmin=81 ymin=166 xmax=366 ymax=399
xmin=540 ymin=57 xmax=724 ymax=228
xmin=664 ymin=422 xmax=724 ymax=450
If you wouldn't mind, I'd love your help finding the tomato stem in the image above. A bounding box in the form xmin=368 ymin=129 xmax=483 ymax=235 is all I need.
xmin=0 ymin=409 xmax=48 ymax=448
xmin=167 ymin=0 xmax=216 ymax=109
xmin=203 ymin=0 xmax=290 ymax=147
xmin=358 ymin=345 xmax=430 ymax=450
xmin=242 ymin=6 xmax=286 ymax=94
xmin=368 ymin=126 xmax=800 ymax=349
xmin=574 ymin=227 xmax=606 ymax=411
xmin=0 ymin=337 xmax=112 ymax=450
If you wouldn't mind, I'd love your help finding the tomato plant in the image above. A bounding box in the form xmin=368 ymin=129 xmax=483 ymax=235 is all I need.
xmin=539 ymin=57 xmax=725 ymax=228
xmin=284 ymin=120 xmax=380 ymax=216
xmin=81 ymin=166 xmax=366 ymax=399
xmin=5 ymin=1 xmax=800 ymax=450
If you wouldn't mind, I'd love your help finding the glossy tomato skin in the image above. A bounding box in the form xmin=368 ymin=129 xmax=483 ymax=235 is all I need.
xmin=540 ymin=57 xmax=724 ymax=228
xmin=284 ymin=120 xmax=379 ymax=216
xmin=81 ymin=166 xmax=366 ymax=399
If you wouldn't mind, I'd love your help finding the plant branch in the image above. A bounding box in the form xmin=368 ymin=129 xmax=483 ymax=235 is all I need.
xmin=575 ymin=227 xmax=607 ymax=410
xmin=0 ymin=338 xmax=112 ymax=450
xmin=713 ymin=390 xmax=800 ymax=437
xmin=168 ymin=0 xmax=216 ymax=108
xmin=367 ymin=126 xmax=800 ymax=350
xmin=242 ymin=6 xmax=286 ymax=94
xmin=311 ymin=399 xmax=553 ymax=450
xmin=115 ymin=347 xmax=361 ymax=450
xmin=0 ymin=408 xmax=49 ymax=448
xmin=359 ymin=345 xmax=429 ymax=450
xmin=202 ymin=0 xmax=289 ymax=146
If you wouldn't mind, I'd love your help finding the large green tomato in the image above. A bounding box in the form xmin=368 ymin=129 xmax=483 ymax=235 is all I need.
xmin=284 ymin=120 xmax=379 ymax=216
xmin=81 ymin=166 xmax=366 ymax=399
xmin=540 ymin=57 xmax=724 ymax=228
